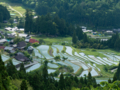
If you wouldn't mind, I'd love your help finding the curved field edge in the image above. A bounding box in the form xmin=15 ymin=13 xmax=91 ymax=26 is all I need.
xmin=48 ymin=46 xmax=53 ymax=57
xmin=75 ymin=67 xmax=84 ymax=76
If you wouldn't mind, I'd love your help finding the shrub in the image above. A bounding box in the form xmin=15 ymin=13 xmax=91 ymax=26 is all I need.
xmin=54 ymin=55 xmax=60 ymax=61
xmin=61 ymin=42 xmax=65 ymax=45
xmin=32 ymin=42 xmax=39 ymax=47
xmin=92 ymin=49 xmax=96 ymax=52
xmin=61 ymin=50 xmax=65 ymax=53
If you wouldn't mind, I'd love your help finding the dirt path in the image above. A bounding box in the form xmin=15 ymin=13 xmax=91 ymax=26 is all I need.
xmin=8 ymin=4 xmax=23 ymax=17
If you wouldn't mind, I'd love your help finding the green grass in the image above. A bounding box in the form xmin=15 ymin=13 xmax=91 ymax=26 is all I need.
xmin=61 ymin=46 xmax=66 ymax=53
xmin=0 ymin=1 xmax=26 ymax=17
xmin=75 ymin=48 xmax=106 ymax=58
xmin=75 ymin=67 xmax=83 ymax=76
xmin=97 ymin=65 xmax=115 ymax=78
xmin=98 ymin=49 xmax=120 ymax=56
xmin=10 ymin=5 xmax=26 ymax=15
xmin=31 ymin=36 xmax=72 ymax=44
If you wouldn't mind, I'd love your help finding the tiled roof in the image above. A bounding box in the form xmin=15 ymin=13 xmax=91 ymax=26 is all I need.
xmin=17 ymin=41 xmax=26 ymax=47
xmin=0 ymin=46 xmax=5 ymax=49
xmin=4 ymin=47 xmax=14 ymax=51
xmin=29 ymin=39 xmax=39 ymax=43
xmin=15 ymin=54 xmax=29 ymax=62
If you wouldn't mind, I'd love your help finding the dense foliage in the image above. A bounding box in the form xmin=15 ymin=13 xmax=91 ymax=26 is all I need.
xmin=25 ymin=10 xmax=76 ymax=36
xmin=9 ymin=0 xmax=120 ymax=29
xmin=0 ymin=5 xmax=10 ymax=23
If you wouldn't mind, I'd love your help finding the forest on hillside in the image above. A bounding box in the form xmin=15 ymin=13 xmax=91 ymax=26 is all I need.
xmin=9 ymin=0 xmax=120 ymax=30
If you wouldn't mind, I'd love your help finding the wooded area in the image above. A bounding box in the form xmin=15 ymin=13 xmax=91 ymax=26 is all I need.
xmin=0 ymin=5 xmax=10 ymax=22
xmin=9 ymin=0 xmax=120 ymax=29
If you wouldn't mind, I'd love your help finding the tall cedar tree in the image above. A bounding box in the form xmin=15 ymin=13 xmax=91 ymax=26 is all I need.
xmin=72 ymin=30 xmax=77 ymax=44
xmin=0 ymin=54 xmax=10 ymax=90
xmin=25 ymin=9 xmax=33 ymax=33
xmin=115 ymin=62 xmax=120 ymax=80
xmin=43 ymin=66 xmax=48 ymax=83
xmin=83 ymin=33 xmax=88 ymax=43
xmin=76 ymin=26 xmax=83 ymax=40
xmin=19 ymin=63 xmax=26 ymax=79
xmin=113 ymin=74 xmax=117 ymax=82
xmin=20 ymin=79 xmax=28 ymax=90
xmin=59 ymin=73 xmax=65 ymax=90
xmin=6 ymin=59 xmax=18 ymax=79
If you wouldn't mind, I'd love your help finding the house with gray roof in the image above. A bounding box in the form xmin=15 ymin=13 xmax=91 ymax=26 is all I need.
xmin=17 ymin=41 xmax=26 ymax=49
xmin=4 ymin=47 xmax=14 ymax=51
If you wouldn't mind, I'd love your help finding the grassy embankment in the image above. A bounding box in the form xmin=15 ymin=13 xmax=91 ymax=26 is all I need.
xmin=75 ymin=48 xmax=106 ymax=58
xmin=75 ymin=67 xmax=83 ymax=76
xmin=61 ymin=46 xmax=66 ymax=53
xmin=98 ymin=49 xmax=120 ymax=56
xmin=48 ymin=46 xmax=53 ymax=56
xmin=96 ymin=65 xmax=116 ymax=78
xmin=31 ymin=36 xmax=72 ymax=44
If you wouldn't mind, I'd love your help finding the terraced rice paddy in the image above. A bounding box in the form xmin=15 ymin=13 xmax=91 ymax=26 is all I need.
xmin=37 ymin=45 xmax=53 ymax=59
xmin=34 ymin=48 xmax=44 ymax=58
xmin=2 ymin=55 xmax=9 ymax=62
xmin=52 ymin=46 xmax=58 ymax=57
xmin=26 ymin=63 xmax=41 ymax=72
xmin=48 ymin=63 xmax=58 ymax=68
xmin=64 ymin=60 xmax=80 ymax=73
xmin=65 ymin=46 xmax=73 ymax=56
xmin=80 ymin=71 xmax=89 ymax=77
xmin=27 ymin=45 xmax=120 ymax=77
xmin=12 ymin=59 xmax=22 ymax=65
xmin=53 ymin=45 xmax=63 ymax=52
xmin=48 ymin=69 xmax=56 ymax=74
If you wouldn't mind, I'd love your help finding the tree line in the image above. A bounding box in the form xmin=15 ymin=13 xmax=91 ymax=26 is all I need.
xmin=72 ymin=29 xmax=120 ymax=51
xmin=9 ymin=0 xmax=120 ymax=30
xmin=25 ymin=9 xmax=76 ymax=36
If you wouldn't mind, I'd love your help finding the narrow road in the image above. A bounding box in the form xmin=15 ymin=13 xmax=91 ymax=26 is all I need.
xmin=8 ymin=5 xmax=23 ymax=17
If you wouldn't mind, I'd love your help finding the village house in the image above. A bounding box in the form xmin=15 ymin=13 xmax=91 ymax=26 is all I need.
xmin=25 ymin=39 xmax=29 ymax=43
xmin=0 ymin=39 xmax=7 ymax=45
xmin=29 ymin=39 xmax=39 ymax=44
xmin=4 ymin=46 xmax=14 ymax=53
xmin=17 ymin=41 xmax=26 ymax=49
xmin=7 ymin=34 xmax=15 ymax=39
xmin=0 ymin=46 xmax=5 ymax=50
xmin=105 ymin=30 xmax=113 ymax=35
xmin=15 ymin=54 xmax=30 ymax=62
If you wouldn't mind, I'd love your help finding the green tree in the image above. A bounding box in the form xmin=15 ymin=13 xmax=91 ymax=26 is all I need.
xmin=83 ymin=33 xmax=88 ymax=43
xmin=20 ymin=79 xmax=28 ymax=90
xmin=6 ymin=59 xmax=18 ymax=79
xmin=72 ymin=30 xmax=77 ymax=44
xmin=76 ymin=26 xmax=83 ymax=40
xmin=108 ymin=78 xmax=112 ymax=83
xmin=19 ymin=63 xmax=26 ymax=79
xmin=43 ymin=65 xmax=48 ymax=83
xmin=59 ymin=73 xmax=65 ymax=90
xmin=9 ymin=18 xmax=13 ymax=26
xmin=113 ymin=74 xmax=117 ymax=82
xmin=0 ymin=54 xmax=11 ymax=90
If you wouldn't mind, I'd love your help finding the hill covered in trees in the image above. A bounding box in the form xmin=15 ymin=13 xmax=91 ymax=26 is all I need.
xmin=9 ymin=0 xmax=120 ymax=30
